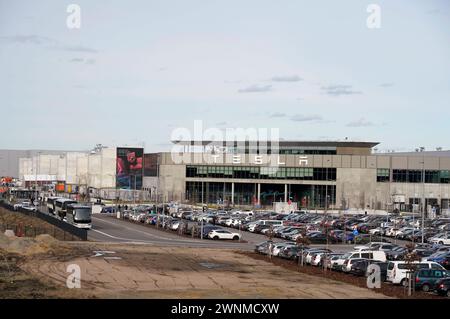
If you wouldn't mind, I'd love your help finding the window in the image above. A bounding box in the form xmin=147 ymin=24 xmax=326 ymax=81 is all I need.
xmin=425 ymin=170 xmax=440 ymax=183
xmin=431 ymin=263 xmax=444 ymax=270
xmin=392 ymin=170 xmax=423 ymax=183
xmin=185 ymin=165 xmax=335 ymax=181
xmin=440 ymin=170 xmax=450 ymax=183
xmin=361 ymin=253 xmax=372 ymax=259
xmin=377 ymin=169 xmax=390 ymax=182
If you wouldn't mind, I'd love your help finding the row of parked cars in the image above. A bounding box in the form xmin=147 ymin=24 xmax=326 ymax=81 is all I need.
xmin=255 ymin=240 xmax=450 ymax=297
xmin=208 ymin=208 xmax=450 ymax=246
xmin=122 ymin=206 xmax=242 ymax=240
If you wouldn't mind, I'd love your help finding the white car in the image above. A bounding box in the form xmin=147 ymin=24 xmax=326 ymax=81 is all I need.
xmin=170 ymin=220 xmax=181 ymax=231
xmin=13 ymin=201 xmax=37 ymax=212
xmin=326 ymin=254 xmax=344 ymax=269
xmin=386 ymin=261 xmax=445 ymax=286
xmin=311 ymin=252 xmax=329 ymax=266
xmin=208 ymin=229 xmax=241 ymax=240
xmin=369 ymin=228 xmax=382 ymax=235
xmin=225 ymin=219 xmax=235 ymax=227
xmin=272 ymin=242 xmax=296 ymax=256
xmin=305 ymin=249 xmax=329 ymax=264
xmin=428 ymin=233 xmax=450 ymax=245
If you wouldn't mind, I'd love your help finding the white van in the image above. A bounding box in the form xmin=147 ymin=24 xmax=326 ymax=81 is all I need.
xmin=345 ymin=250 xmax=387 ymax=262
xmin=335 ymin=250 xmax=386 ymax=272
xmin=386 ymin=261 xmax=445 ymax=286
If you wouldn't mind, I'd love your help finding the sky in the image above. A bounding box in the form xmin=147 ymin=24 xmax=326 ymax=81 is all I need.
xmin=0 ymin=0 xmax=449 ymax=153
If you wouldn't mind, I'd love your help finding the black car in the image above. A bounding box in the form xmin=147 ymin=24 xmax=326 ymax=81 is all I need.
xmin=349 ymin=260 xmax=387 ymax=281
xmin=307 ymin=232 xmax=338 ymax=244
xmin=254 ymin=224 xmax=271 ymax=233
xmin=349 ymin=260 xmax=371 ymax=276
xmin=370 ymin=262 xmax=388 ymax=282
xmin=279 ymin=246 xmax=301 ymax=260
xmin=435 ymin=278 xmax=450 ymax=297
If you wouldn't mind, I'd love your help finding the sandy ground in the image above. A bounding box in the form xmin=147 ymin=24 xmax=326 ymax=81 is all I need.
xmin=17 ymin=243 xmax=388 ymax=299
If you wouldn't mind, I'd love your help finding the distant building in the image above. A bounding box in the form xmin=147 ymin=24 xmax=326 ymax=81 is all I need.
xmin=8 ymin=140 xmax=450 ymax=214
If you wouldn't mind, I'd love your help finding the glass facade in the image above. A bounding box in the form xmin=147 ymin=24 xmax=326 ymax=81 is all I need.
xmin=186 ymin=166 xmax=336 ymax=181
xmin=376 ymin=169 xmax=450 ymax=184
xmin=185 ymin=181 xmax=336 ymax=207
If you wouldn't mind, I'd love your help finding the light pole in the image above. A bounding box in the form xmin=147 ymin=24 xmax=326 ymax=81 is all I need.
xmin=421 ymin=158 xmax=425 ymax=244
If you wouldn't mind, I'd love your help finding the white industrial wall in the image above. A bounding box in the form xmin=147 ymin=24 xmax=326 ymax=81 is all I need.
xmin=87 ymin=148 xmax=116 ymax=189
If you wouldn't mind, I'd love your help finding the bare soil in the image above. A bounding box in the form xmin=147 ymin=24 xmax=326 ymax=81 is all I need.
xmin=15 ymin=243 xmax=389 ymax=299
xmin=240 ymin=251 xmax=444 ymax=299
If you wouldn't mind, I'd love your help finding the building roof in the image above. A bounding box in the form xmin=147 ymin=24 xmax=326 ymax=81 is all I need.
xmin=381 ymin=150 xmax=450 ymax=157
xmin=172 ymin=140 xmax=379 ymax=148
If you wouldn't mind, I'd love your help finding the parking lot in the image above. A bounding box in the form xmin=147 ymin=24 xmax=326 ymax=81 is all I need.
xmin=99 ymin=204 xmax=450 ymax=298
xmin=2 ymin=197 xmax=450 ymax=298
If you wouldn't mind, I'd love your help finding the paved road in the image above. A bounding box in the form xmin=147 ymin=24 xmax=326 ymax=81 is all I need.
xmin=89 ymin=214 xmax=258 ymax=249
xmin=89 ymin=214 xmax=357 ymax=252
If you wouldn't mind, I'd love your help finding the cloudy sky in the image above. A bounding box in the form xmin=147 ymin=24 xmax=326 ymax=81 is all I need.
xmin=0 ymin=0 xmax=449 ymax=152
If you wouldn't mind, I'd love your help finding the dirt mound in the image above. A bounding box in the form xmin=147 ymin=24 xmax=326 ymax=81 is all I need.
xmin=0 ymin=232 xmax=68 ymax=256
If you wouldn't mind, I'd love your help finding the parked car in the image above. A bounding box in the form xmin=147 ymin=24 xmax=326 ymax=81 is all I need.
xmin=342 ymin=258 xmax=369 ymax=273
xmin=255 ymin=241 xmax=270 ymax=255
xmin=279 ymin=246 xmax=301 ymax=260
xmin=386 ymin=246 xmax=408 ymax=260
xmin=100 ymin=206 xmax=116 ymax=214
xmin=366 ymin=262 xmax=388 ymax=282
xmin=415 ymin=269 xmax=450 ymax=292
xmin=200 ymin=225 xmax=222 ymax=238
xmin=326 ymin=254 xmax=345 ymax=270
xmin=208 ymin=229 xmax=241 ymax=240
xmin=350 ymin=259 xmax=375 ymax=276
xmin=386 ymin=261 xmax=446 ymax=286
xmin=435 ymin=278 xmax=450 ymax=297
xmin=429 ymin=233 xmax=450 ymax=245
xmin=272 ymin=242 xmax=296 ymax=257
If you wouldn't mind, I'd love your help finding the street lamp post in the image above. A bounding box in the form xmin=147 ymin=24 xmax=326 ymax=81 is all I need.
xmin=421 ymin=159 xmax=425 ymax=244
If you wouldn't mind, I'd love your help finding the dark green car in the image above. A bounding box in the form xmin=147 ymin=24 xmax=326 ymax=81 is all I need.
xmin=415 ymin=269 xmax=450 ymax=292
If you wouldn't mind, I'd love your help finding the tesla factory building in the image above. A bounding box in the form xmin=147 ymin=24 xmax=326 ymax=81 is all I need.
xmin=156 ymin=141 xmax=450 ymax=215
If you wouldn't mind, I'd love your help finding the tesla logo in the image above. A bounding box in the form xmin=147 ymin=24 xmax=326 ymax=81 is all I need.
xmin=299 ymin=156 xmax=308 ymax=166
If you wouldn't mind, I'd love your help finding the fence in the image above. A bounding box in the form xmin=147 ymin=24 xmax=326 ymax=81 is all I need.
xmin=0 ymin=201 xmax=87 ymax=241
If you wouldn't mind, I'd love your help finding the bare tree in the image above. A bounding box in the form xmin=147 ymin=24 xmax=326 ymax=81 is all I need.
xmin=296 ymin=234 xmax=311 ymax=267
xmin=266 ymin=226 xmax=275 ymax=260
xmin=403 ymin=242 xmax=421 ymax=296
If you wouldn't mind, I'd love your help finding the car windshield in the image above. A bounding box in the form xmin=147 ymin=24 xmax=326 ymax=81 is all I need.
xmin=74 ymin=208 xmax=91 ymax=220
